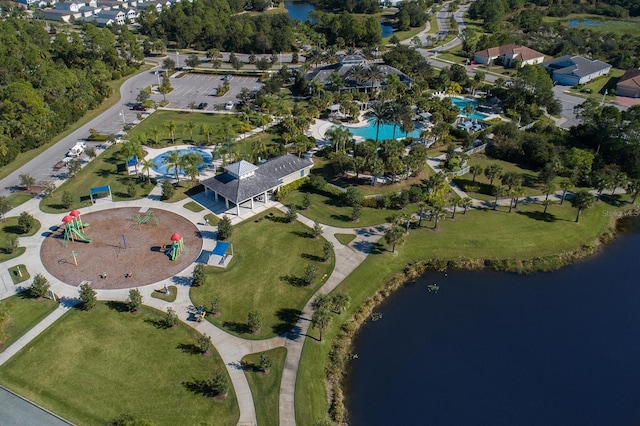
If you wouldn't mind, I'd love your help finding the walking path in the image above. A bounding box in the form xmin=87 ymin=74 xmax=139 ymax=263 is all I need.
xmin=0 ymin=182 xmax=384 ymax=426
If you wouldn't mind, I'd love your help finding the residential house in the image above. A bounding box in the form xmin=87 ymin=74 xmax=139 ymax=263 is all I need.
xmin=616 ymin=68 xmax=640 ymax=98
xmin=202 ymin=154 xmax=313 ymax=216
xmin=540 ymin=55 xmax=612 ymax=86
xmin=473 ymin=44 xmax=545 ymax=67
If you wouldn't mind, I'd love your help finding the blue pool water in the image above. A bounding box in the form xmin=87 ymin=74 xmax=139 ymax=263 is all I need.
xmin=381 ymin=24 xmax=393 ymax=38
xmin=452 ymin=97 xmax=487 ymax=120
xmin=152 ymin=148 xmax=212 ymax=176
xmin=334 ymin=116 xmax=422 ymax=141
xmin=568 ymin=19 xmax=603 ymax=27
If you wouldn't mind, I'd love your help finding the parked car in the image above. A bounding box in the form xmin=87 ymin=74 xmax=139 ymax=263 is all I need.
xmin=132 ymin=103 xmax=147 ymax=111
xmin=223 ymin=74 xmax=232 ymax=81
xmin=224 ymin=101 xmax=235 ymax=110
xmin=197 ymin=102 xmax=208 ymax=109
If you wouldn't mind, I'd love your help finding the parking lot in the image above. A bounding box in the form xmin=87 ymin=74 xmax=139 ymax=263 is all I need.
xmin=158 ymin=73 xmax=263 ymax=111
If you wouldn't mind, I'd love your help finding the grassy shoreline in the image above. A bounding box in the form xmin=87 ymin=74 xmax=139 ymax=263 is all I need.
xmin=295 ymin=201 xmax=635 ymax=424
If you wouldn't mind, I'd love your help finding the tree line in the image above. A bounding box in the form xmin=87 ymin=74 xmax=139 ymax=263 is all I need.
xmin=0 ymin=17 xmax=142 ymax=167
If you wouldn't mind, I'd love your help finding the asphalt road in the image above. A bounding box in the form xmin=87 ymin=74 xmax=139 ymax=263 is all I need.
xmin=163 ymin=73 xmax=263 ymax=110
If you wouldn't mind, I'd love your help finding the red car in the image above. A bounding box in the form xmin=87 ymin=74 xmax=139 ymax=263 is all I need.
xmin=132 ymin=104 xmax=147 ymax=111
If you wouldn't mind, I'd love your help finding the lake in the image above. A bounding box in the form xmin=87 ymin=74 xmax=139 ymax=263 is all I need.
xmin=284 ymin=1 xmax=394 ymax=38
xmin=346 ymin=219 xmax=640 ymax=425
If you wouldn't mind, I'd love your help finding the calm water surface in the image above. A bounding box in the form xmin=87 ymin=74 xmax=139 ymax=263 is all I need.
xmin=347 ymin=221 xmax=640 ymax=425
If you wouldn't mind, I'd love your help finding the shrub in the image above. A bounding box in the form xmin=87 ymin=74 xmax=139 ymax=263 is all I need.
xmin=164 ymin=307 xmax=179 ymax=328
xmin=161 ymin=180 xmax=175 ymax=200
xmin=286 ymin=205 xmax=298 ymax=223
xmin=362 ymin=197 xmax=378 ymax=208
xmin=248 ymin=310 xmax=262 ymax=334
xmin=211 ymin=372 xmax=229 ymax=398
xmin=126 ymin=181 xmax=137 ymax=198
xmin=217 ymin=215 xmax=233 ymax=240
xmin=198 ymin=333 xmax=212 ymax=354
xmin=191 ymin=264 xmax=206 ymax=287
xmin=351 ymin=204 xmax=362 ymax=222
xmin=4 ymin=235 xmax=18 ymax=254
xmin=127 ymin=288 xmax=142 ymax=312
xmin=302 ymin=193 xmax=312 ymax=210
xmin=210 ymin=293 xmax=221 ymax=315
xmin=30 ymin=274 xmax=50 ymax=298
xmin=303 ymin=264 xmax=318 ymax=286
xmin=259 ymin=353 xmax=272 ymax=374
xmin=79 ymin=282 xmax=97 ymax=310
xmin=342 ymin=187 xmax=363 ymax=207
xmin=323 ymin=241 xmax=333 ymax=262
xmin=18 ymin=212 xmax=35 ymax=233
xmin=61 ymin=191 xmax=74 ymax=209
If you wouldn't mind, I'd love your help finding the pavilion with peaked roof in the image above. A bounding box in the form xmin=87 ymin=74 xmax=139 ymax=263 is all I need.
xmin=202 ymin=154 xmax=314 ymax=216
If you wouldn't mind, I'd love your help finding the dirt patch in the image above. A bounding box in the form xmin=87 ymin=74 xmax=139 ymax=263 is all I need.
xmin=40 ymin=207 xmax=202 ymax=289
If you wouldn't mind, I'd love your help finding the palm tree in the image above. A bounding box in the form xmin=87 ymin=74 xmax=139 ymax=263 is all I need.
xmin=384 ymin=224 xmax=405 ymax=253
xmin=432 ymin=205 xmax=446 ymax=230
xmin=164 ymin=150 xmax=182 ymax=181
xmin=417 ymin=201 xmax=428 ymax=227
xmin=149 ymin=126 xmax=160 ymax=147
xmin=484 ymin=164 xmax=503 ymax=186
xmin=627 ymin=178 xmax=640 ymax=204
xmin=543 ymin=182 xmax=556 ymax=201
xmin=139 ymin=158 xmax=154 ymax=184
xmin=200 ymin=124 xmax=213 ymax=145
xmin=370 ymin=101 xmax=387 ymax=143
xmin=348 ymin=63 xmax=367 ymax=88
xmin=185 ymin=121 xmax=196 ymax=142
xmin=311 ymin=308 xmax=331 ymax=342
xmin=571 ymin=190 xmax=594 ymax=223
xmin=469 ymin=165 xmax=482 ymax=183
xmin=366 ymin=63 xmax=384 ymax=92
xmin=492 ymin=185 xmax=506 ymax=210
xmin=559 ymin=179 xmax=574 ymax=205
xmin=165 ymin=121 xmax=177 ymax=144
xmin=541 ymin=199 xmax=552 ymax=214
xmin=182 ymin=152 xmax=204 ymax=186
xmin=461 ymin=196 xmax=472 ymax=214
xmin=324 ymin=126 xmax=352 ymax=153
xmin=120 ymin=140 xmax=143 ymax=174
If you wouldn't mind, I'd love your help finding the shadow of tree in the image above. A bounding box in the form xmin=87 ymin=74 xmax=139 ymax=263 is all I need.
xmin=301 ymin=253 xmax=323 ymax=262
xmin=182 ymin=378 xmax=217 ymax=397
xmin=144 ymin=317 xmax=170 ymax=329
xmin=330 ymin=214 xmax=351 ymax=222
xmin=223 ymin=321 xmax=249 ymax=334
xmin=106 ymin=300 xmax=130 ymax=312
xmin=273 ymin=308 xmax=302 ymax=335
xmin=280 ymin=274 xmax=305 ymax=287
xmin=177 ymin=342 xmax=202 ymax=355
xmin=516 ymin=210 xmax=559 ymax=222
xmin=292 ymin=231 xmax=314 ymax=239
xmin=600 ymin=194 xmax=625 ymax=207
xmin=266 ymin=215 xmax=288 ymax=224
xmin=171 ymin=276 xmax=192 ymax=286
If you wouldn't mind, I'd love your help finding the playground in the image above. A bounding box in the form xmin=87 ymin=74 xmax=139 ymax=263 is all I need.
xmin=39 ymin=207 xmax=203 ymax=289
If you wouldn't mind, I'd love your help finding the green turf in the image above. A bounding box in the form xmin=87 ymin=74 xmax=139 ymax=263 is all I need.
xmin=161 ymin=183 xmax=204 ymax=203
xmin=5 ymin=193 xmax=35 ymax=209
xmin=39 ymin=144 xmax=154 ymax=213
xmin=204 ymin=213 xmax=220 ymax=226
xmin=566 ymin=68 xmax=625 ymax=102
xmin=126 ymin=110 xmax=246 ymax=147
xmin=242 ymin=347 xmax=287 ymax=426
xmin=150 ymin=285 xmax=177 ymax=302
xmin=284 ymin=190 xmax=418 ymax=228
xmin=334 ymin=234 xmax=356 ymax=245
xmin=184 ymin=201 xmax=205 ymax=212
xmin=0 ymin=303 xmax=239 ymax=425
xmin=295 ymin=199 xmax=625 ymax=423
xmin=542 ymin=14 xmax=640 ymax=36
xmin=0 ymin=294 xmax=58 ymax=351
xmin=8 ymin=265 xmax=30 ymax=284
xmin=0 ymin=216 xmax=41 ymax=262
xmin=190 ymin=209 xmax=335 ymax=339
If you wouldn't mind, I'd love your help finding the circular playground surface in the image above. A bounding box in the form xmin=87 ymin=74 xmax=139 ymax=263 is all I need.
xmin=40 ymin=207 xmax=203 ymax=290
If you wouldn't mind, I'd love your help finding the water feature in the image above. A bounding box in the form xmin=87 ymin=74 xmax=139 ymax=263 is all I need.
xmin=284 ymin=1 xmax=394 ymax=37
xmin=152 ymin=148 xmax=212 ymax=176
xmin=347 ymin=220 xmax=640 ymax=425
xmin=333 ymin=116 xmax=422 ymax=141
xmin=568 ymin=19 xmax=604 ymax=28
xmin=452 ymin=96 xmax=488 ymax=121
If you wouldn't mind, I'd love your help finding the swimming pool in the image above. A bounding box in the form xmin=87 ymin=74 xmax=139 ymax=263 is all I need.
xmin=333 ymin=116 xmax=422 ymax=141
xmin=152 ymin=148 xmax=213 ymax=176
xmin=451 ymin=97 xmax=488 ymax=121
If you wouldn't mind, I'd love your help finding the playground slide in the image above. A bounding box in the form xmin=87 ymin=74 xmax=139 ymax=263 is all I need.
xmin=71 ymin=228 xmax=92 ymax=243
xmin=165 ymin=245 xmax=178 ymax=261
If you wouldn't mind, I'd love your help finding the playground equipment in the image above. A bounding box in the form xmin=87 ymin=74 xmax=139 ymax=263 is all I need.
xmin=62 ymin=212 xmax=91 ymax=247
xmin=166 ymin=233 xmax=185 ymax=261
xmin=132 ymin=209 xmax=159 ymax=229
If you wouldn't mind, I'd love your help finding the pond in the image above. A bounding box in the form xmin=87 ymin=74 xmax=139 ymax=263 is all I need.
xmin=567 ymin=19 xmax=604 ymax=27
xmin=347 ymin=220 xmax=640 ymax=425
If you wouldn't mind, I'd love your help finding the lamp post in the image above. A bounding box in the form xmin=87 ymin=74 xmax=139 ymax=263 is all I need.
xmin=120 ymin=109 xmax=125 ymax=125
xmin=176 ymin=51 xmax=179 ymax=68
xmin=156 ymin=70 xmax=161 ymax=88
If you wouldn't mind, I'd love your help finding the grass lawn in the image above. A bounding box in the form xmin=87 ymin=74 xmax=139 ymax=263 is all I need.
xmin=5 ymin=193 xmax=35 ymax=209
xmin=0 ymin=303 xmax=239 ymax=425
xmin=190 ymin=209 xmax=335 ymax=339
xmin=150 ymin=285 xmax=177 ymax=302
xmin=284 ymin=190 xmax=418 ymax=228
xmin=334 ymin=234 xmax=356 ymax=245
xmin=241 ymin=347 xmax=287 ymax=426
xmin=184 ymin=201 xmax=205 ymax=212
xmin=8 ymin=265 xmax=30 ymax=285
xmin=566 ymin=68 xmax=625 ymax=102
xmin=127 ymin=110 xmax=247 ymax=147
xmin=0 ymin=294 xmax=58 ymax=351
xmin=295 ymin=198 xmax=626 ymax=424
xmin=204 ymin=213 xmax=220 ymax=226
xmin=0 ymin=65 xmax=153 ymax=182
xmin=0 ymin=216 xmax=41 ymax=262
xmin=161 ymin=182 xmax=204 ymax=203
xmin=39 ymin=144 xmax=154 ymax=213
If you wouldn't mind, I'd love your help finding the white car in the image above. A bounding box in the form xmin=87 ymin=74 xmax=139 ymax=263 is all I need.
xmin=224 ymin=101 xmax=234 ymax=110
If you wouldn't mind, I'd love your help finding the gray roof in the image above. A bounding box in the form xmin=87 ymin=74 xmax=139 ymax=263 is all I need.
xmin=203 ymin=154 xmax=313 ymax=203
xmin=541 ymin=55 xmax=611 ymax=78
xmin=226 ymin=160 xmax=258 ymax=178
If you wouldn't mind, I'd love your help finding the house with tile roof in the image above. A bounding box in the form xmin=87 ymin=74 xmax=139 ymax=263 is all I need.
xmin=616 ymin=68 xmax=640 ymax=98
xmin=540 ymin=55 xmax=611 ymax=86
xmin=473 ymin=44 xmax=545 ymax=67
xmin=202 ymin=154 xmax=313 ymax=216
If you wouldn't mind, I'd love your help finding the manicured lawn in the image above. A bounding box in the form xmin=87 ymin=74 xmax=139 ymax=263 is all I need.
xmin=284 ymin=190 xmax=418 ymax=228
xmin=161 ymin=182 xmax=204 ymax=203
xmin=542 ymin=14 xmax=640 ymax=36
xmin=334 ymin=234 xmax=356 ymax=245
xmin=295 ymin=199 xmax=625 ymax=423
xmin=0 ymin=294 xmax=58 ymax=351
xmin=190 ymin=209 xmax=335 ymax=339
xmin=5 ymin=193 xmax=34 ymax=209
xmin=127 ymin=110 xmax=247 ymax=147
xmin=0 ymin=216 xmax=41 ymax=262
xmin=150 ymin=285 xmax=177 ymax=302
xmin=39 ymin=144 xmax=154 ymax=213
xmin=0 ymin=303 xmax=239 ymax=425
xmin=566 ymin=68 xmax=625 ymax=102
xmin=8 ymin=265 xmax=30 ymax=284
xmin=184 ymin=201 xmax=205 ymax=212
xmin=242 ymin=347 xmax=287 ymax=426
